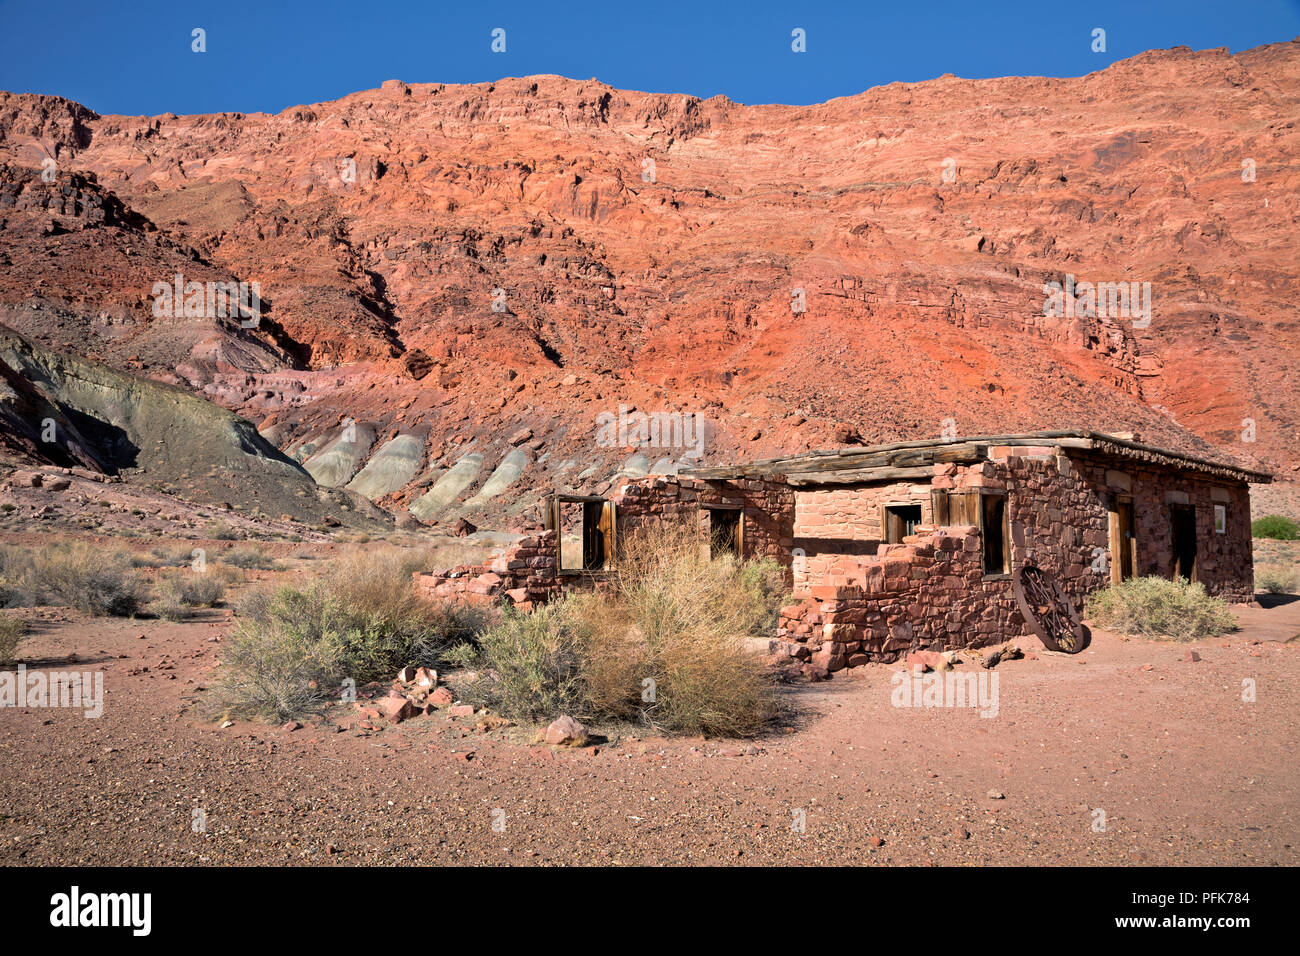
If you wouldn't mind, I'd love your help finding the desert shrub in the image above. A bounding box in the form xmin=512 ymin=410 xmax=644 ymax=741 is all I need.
xmin=214 ymin=549 xmax=488 ymax=721
xmin=1252 ymin=514 xmax=1298 ymax=540
xmin=220 ymin=545 xmax=277 ymax=570
xmin=153 ymin=599 xmax=190 ymax=622
xmin=148 ymin=544 xmax=197 ymax=568
xmin=470 ymin=599 xmax=591 ymax=721
xmin=0 ymin=546 xmax=34 ymax=608
xmin=1254 ymin=564 xmax=1296 ymax=595
xmin=212 ymin=563 xmax=246 ymax=586
xmin=2 ymin=543 xmax=145 ymax=616
xmin=0 ymin=617 xmax=24 ymax=666
xmin=1085 ymin=576 xmax=1237 ymax=641
xmin=464 ymin=523 xmax=782 ymax=736
xmin=158 ymin=570 xmax=225 ymax=608
xmin=211 ymin=609 xmax=344 ymax=722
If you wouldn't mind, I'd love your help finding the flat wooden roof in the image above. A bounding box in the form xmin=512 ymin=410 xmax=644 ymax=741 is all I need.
xmin=678 ymin=430 xmax=1271 ymax=485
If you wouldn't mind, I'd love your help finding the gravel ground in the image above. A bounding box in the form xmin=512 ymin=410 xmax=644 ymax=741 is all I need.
xmin=1 ymin=599 xmax=1296 ymax=866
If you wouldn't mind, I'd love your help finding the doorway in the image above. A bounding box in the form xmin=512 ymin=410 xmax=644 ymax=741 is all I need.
xmin=1110 ymin=498 xmax=1136 ymax=583
xmin=1170 ymin=504 xmax=1197 ymax=581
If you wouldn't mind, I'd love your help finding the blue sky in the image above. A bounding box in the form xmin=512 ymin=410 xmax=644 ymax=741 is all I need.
xmin=1 ymin=0 xmax=1297 ymax=115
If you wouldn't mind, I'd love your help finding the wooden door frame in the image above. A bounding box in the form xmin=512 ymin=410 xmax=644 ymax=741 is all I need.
xmin=1108 ymin=495 xmax=1137 ymax=585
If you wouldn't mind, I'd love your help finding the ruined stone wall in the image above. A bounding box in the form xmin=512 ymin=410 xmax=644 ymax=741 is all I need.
xmin=413 ymin=475 xmax=796 ymax=611
xmin=611 ymin=475 xmax=795 ymax=572
xmin=792 ymin=481 xmax=932 ymax=592
xmin=414 ymin=529 xmax=561 ymax=611
xmin=777 ymin=525 xmax=1033 ymax=675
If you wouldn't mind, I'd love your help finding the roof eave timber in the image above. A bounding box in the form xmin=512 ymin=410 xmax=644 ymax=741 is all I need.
xmin=678 ymin=430 xmax=1271 ymax=485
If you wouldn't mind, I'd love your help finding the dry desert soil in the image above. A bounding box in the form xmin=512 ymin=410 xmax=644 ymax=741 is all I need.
xmin=0 ymin=556 xmax=1295 ymax=867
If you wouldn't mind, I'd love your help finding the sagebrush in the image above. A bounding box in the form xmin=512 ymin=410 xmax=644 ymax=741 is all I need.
xmin=457 ymin=523 xmax=787 ymax=737
xmin=1085 ymin=576 xmax=1237 ymax=641
xmin=0 ymin=543 xmax=145 ymax=616
xmin=1254 ymin=564 xmax=1296 ymax=595
xmin=212 ymin=548 xmax=488 ymax=721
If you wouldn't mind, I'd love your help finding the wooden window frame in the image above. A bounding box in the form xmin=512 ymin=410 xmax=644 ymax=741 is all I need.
xmin=703 ymin=504 xmax=744 ymax=559
xmin=544 ymin=494 xmax=616 ymax=575
xmin=881 ymin=501 xmax=922 ymax=543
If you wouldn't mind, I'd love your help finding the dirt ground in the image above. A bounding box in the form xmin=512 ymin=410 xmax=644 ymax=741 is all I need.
xmin=1 ymin=575 xmax=1296 ymax=867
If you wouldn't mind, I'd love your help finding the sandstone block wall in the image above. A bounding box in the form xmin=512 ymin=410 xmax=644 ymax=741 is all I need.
xmin=611 ymin=475 xmax=795 ymax=575
xmin=793 ymin=480 xmax=932 ymax=591
xmin=1069 ymin=458 xmax=1254 ymax=602
xmin=414 ymin=529 xmax=561 ymax=610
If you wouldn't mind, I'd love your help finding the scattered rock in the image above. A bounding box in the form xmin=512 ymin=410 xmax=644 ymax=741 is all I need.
xmin=543 ymin=715 xmax=588 ymax=747
xmin=428 ymin=687 xmax=454 ymax=708
xmin=374 ymin=697 xmax=419 ymax=724
xmin=908 ymin=649 xmax=951 ymax=673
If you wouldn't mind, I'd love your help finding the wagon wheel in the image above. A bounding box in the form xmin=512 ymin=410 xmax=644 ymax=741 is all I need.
xmin=1013 ymin=564 xmax=1086 ymax=653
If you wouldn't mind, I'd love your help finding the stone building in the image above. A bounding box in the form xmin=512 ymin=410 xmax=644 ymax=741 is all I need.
xmin=416 ymin=431 xmax=1269 ymax=675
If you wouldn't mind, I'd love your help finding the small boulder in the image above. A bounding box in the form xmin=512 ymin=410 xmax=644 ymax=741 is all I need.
xmin=428 ymin=687 xmax=454 ymax=707
xmin=374 ymin=697 xmax=418 ymax=724
xmin=543 ymin=715 xmax=588 ymax=747
xmin=908 ymin=650 xmax=951 ymax=673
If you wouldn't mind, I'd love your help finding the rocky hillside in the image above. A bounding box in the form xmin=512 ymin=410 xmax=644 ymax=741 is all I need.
xmin=0 ymin=40 xmax=1296 ymax=523
xmin=0 ymin=327 xmax=387 ymax=528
